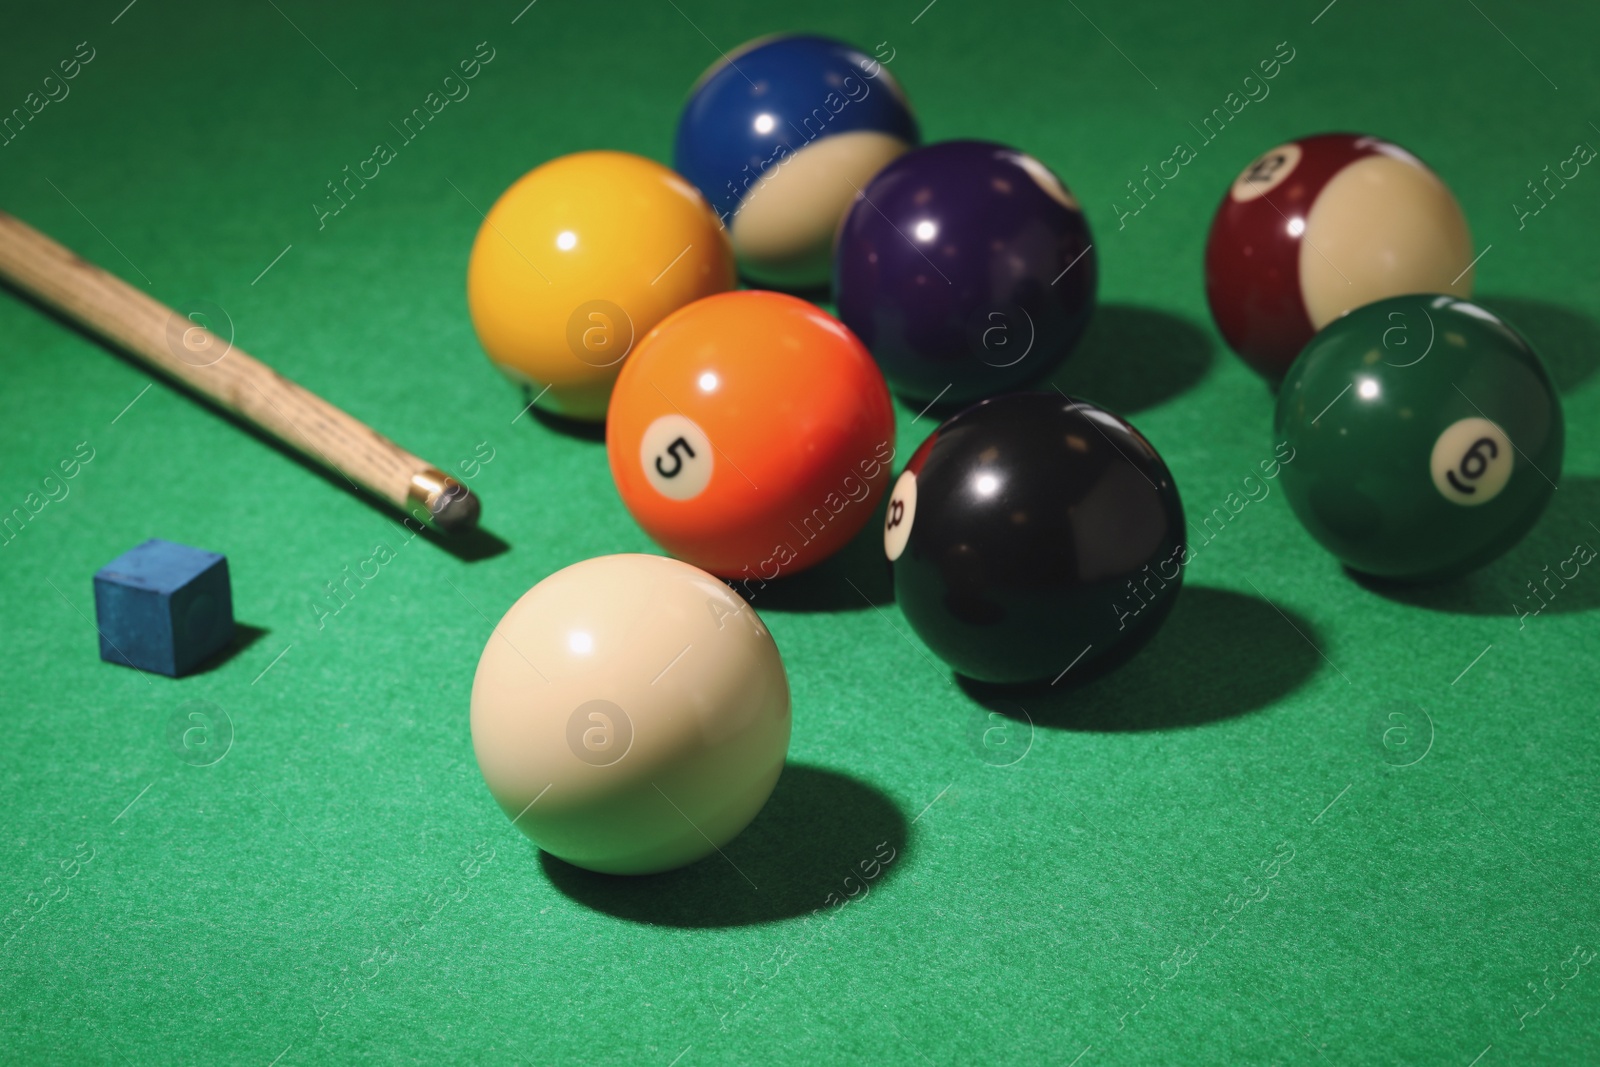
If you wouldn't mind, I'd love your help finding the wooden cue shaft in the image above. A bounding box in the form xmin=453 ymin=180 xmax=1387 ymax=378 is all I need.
xmin=0 ymin=209 xmax=478 ymax=532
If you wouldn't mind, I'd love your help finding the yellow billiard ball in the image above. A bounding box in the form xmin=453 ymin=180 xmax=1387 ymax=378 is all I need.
xmin=467 ymin=151 xmax=735 ymax=421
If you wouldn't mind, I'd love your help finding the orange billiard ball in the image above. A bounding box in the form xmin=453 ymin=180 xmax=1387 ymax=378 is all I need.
xmin=607 ymin=291 xmax=895 ymax=582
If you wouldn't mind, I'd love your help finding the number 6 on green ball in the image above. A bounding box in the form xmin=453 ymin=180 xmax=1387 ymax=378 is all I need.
xmin=1275 ymin=295 xmax=1563 ymax=582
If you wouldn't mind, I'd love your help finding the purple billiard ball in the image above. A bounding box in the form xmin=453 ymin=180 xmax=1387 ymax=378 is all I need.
xmin=833 ymin=140 xmax=1096 ymax=407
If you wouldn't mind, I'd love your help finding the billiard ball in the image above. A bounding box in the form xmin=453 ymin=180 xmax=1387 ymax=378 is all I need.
xmin=674 ymin=34 xmax=918 ymax=289
xmin=607 ymin=291 xmax=895 ymax=582
xmin=1205 ymin=133 xmax=1475 ymax=379
xmin=1276 ymin=295 xmax=1563 ymax=581
xmin=885 ymin=392 xmax=1184 ymax=684
xmin=834 ymin=140 xmax=1097 ymax=408
xmin=470 ymin=553 xmax=790 ymax=875
xmin=467 ymin=151 xmax=735 ymax=421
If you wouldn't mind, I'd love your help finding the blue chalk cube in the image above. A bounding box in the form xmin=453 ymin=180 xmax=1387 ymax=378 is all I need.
xmin=93 ymin=539 xmax=235 ymax=677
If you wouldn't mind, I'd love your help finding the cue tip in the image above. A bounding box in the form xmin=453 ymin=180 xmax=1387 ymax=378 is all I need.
xmin=409 ymin=469 xmax=480 ymax=533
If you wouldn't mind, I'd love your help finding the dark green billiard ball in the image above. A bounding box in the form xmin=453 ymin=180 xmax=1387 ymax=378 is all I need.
xmin=1276 ymin=295 xmax=1563 ymax=581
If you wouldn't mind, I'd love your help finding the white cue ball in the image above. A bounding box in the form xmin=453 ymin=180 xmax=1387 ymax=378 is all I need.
xmin=469 ymin=553 xmax=790 ymax=875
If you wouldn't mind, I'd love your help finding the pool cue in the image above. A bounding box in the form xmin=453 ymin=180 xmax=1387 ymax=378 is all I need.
xmin=0 ymin=209 xmax=479 ymax=532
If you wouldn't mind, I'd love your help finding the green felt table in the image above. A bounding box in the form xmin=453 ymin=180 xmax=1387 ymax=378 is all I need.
xmin=2 ymin=1 xmax=1598 ymax=1063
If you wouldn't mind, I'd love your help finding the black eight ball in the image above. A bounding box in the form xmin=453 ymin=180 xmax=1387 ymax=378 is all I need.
xmin=885 ymin=392 xmax=1186 ymax=684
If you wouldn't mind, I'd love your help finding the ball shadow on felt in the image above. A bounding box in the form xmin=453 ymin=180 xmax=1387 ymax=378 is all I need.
xmin=729 ymin=488 xmax=895 ymax=613
xmin=1481 ymin=295 xmax=1600 ymax=396
xmin=958 ymin=585 xmax=1323 ymax=731
xmin=894 ymin=304 xmax=1215 ymax=424
xmin=527 ymin=403 xmax=608 ymax=443
xmin=539 ymin=764 xmax=908 ymax=928
xmin=1044 ymin=303 xmax=1215 ymax=415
